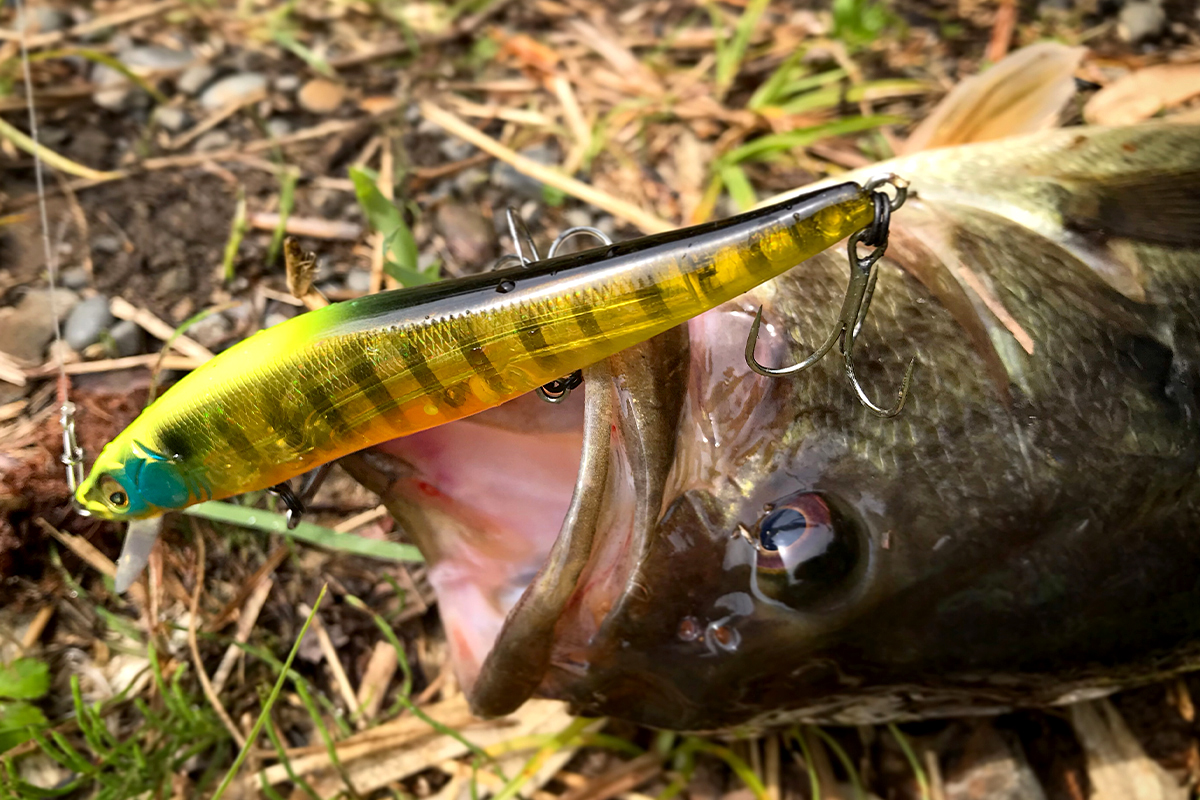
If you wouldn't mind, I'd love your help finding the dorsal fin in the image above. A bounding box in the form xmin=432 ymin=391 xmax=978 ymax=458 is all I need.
xmin=903 ymin=43 xmax=1085 ymax=154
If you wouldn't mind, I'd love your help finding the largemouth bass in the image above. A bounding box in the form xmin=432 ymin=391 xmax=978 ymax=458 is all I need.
xmin=345 ymin=120 xmax=1200 ymax=731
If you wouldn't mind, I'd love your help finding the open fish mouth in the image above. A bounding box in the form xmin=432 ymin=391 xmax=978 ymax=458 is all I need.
xmin=343 ymin=318 xmax=701 ymax=718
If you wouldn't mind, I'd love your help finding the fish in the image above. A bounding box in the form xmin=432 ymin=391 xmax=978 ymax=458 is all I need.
xmin=342 ymin=93 xmax=1200 ymax=729
xmin=73 ymin=181 xmax=882 ymax=521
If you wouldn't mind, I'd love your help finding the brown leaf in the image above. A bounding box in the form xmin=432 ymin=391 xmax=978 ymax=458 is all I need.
xmin=1084 ymin=63 xmax=1200 ymax=126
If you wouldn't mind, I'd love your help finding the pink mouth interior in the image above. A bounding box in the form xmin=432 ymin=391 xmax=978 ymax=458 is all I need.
xmin=376 ymin=392 xmax=586 ymax=687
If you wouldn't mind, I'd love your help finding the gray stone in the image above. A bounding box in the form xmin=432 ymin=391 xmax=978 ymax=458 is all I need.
xmin=265 ymin=117 xmax=292 ymax=138
xmin=92 ymin=45 xmax=196 ymax=111
xmin=1119 ymin=0 xmax=1167 ymax=41
xmin=344 ymin=269 xmax=373 ymax=294
xmin=490 ymin=143 xmax=559 ymax=199
xmin=108 ymin=319 xmax=144 ymax=357
xmin=435 ymin=203 xmax=496 ymax=270
xmin=453 ymin=166 xmax=489 ymax=195
xmin=16 ymin=7 xmax=67 ymax=34
xmin=176 ymin=64 xmax=216 ymax=96
xmin=58 ymin=266 xmax=90 ymax=290
xmin=193 ymin=130 xmax=232 ymax=151
xmin=185 ymin=313 xmax=232 ymax=350
xmin=199 ymin=72 xmax=268 ymax=111
xmin=438 ymin=136 xmax=476 ymax=162
xmin=264 ymin=311 xmax=292 ymax=329
xmin=156 ymin=106 xmax=189 ymax=133
xmin=157 ymin=265 xmax=192 ymax=295
xmin=0 ymin=288 xmax=78 ymax=363
xmin=274 ymin=74 xmax=301 ymax=93
xmin=92 ymin=234 xmax=121 ymax=254
xmin=64 ymin=294 xmax=114 ymax=350
xmin=563 ymin=208 xmax=593 ymax=229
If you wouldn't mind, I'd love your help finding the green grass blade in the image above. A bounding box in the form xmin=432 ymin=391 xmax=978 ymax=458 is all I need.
xmin=812 ymin=727 xmax=866 ymax=800
xmin=184 ymin=501 xmax=424 ymax=563
xmin=212 ymin=584 xmax=329 ymax=800
xmin=887 ymin=723 xmax=931 ymax=800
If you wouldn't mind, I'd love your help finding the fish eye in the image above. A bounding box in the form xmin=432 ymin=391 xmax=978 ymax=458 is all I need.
xmin=751 ymin=493 xmax=861 ymax=609
xmin=99 ymin=475 xmax=130 ymax=510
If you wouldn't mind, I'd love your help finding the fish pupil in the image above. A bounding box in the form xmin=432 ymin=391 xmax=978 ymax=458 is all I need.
xmin=759 ymin=509 xmax=806 ymax=551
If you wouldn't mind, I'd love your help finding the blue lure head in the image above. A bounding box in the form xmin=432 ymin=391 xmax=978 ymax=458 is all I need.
xmin=75 ymin=439 xmax=197 ymax=520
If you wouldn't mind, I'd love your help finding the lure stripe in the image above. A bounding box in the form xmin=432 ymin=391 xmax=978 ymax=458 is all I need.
xmin=76 ymin=181 xmax=877 ymax=519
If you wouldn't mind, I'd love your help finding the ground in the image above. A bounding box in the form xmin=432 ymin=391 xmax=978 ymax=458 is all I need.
xmin=1 ymin=0 xmax=1199 ymax=798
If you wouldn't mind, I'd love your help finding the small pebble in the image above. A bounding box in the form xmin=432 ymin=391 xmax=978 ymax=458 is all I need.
xmin=491 ymin=143 xmax=559 ymax=199
xmin=199 ymin=72 xmax=268 ymax=110
xmin=435 ymin=203 xmax=496 ymax=270
xmin=264 ymin=311 xmax=291 ymax=329
xmin=439 ymin=136 xmax=476 ymax=162
xmin=64 ymin=294 xmax=114 ymax=350
xmin=345 ymin=269 xmax=373 ymax=294
xmin=564 ymin=208 xmax=594 ymax=229
xmin=297 ymin=79 xmax=346 ymax=114
xmin=176 ymin=64 xmax=217 ymax=96
xmin=0 ymin=288 xmax=78 ymax=362
xmin=193 ymin=130 xmax=232 ymax=151
xmin=1119 ymin=0 xmax=1167 ymax=41
xmin=274 ymin=74 xmax=302 ymax=93
xmin=92 ymin=46 xmax=195 ymax=111
xmin=59 ymin=266 xmax=90 ymax=290
xmin=92 ymin=234 xmax=122 ymax=254
xmin=109 ymin=319 xmax=145 ymax=357
xmin=265 ymin=117 xmax=292 ymax=138
xmin=157 ymin=265 xmax=192 ymax=295
xmin=186 ymin=313 xmax=232 ymax=350
xmin=16 ymin=7 xmax=67 ymax=34
xmin=46 ymin=340 xmax=79 ymax=365
xmin=156 ymin=106 xmax=189 ymax=133
xmin=453 ymin=166 xmax=489 ymax=195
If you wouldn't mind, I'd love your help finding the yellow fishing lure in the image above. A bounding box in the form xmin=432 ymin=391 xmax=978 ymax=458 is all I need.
xmin=76 ymin=182 xmax=878 ymax=520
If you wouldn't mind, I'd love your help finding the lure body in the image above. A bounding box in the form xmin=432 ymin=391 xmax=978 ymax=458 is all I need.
xmin=76 ymin=182 xmax=875 ymax=519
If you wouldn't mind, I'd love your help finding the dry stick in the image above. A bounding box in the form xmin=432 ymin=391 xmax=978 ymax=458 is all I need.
xmin=0 ymin=0 xmax=184 ymax=48
xmin=986 ymin=0 xmax=1018 ymax=64
xmin=19 ymin=605 xmax=55 ymax=651
xmin=333 ymin=505 xmax=388 ymax=533
xmin=109 ymin=297 xmax=216 ymax=360
xmin=210 ymin=576 xmax=274 ymax=695
xmin=34 ymin=518 xmax=149 ymax=609
xmin=55 ymin=172 xmax=94 ymax=282
xmin=327 ymin=0 xmax=517 ymax=69
xmin=167 ymin=90 xmax=268 ymax=151
xmin=206 ymin=544 xmax=290 ymax=632
xmin=23 ymin=352 xmax=205 ymax=379
xmin=419 ymin=101 xmax=673 ymax=235
xmin=248 ymin=212 xmax=362 ymax=241
xmin=303 ymin=603 xmax=365 ymax=729
xmin=187 ymin=532 xmax=249 ymax=749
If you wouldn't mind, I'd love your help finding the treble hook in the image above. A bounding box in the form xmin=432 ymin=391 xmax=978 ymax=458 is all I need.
xmin=744 ymin=174 xmax=915 ymax=418
xmin=269 ymin=463 xmax=332 ymax=529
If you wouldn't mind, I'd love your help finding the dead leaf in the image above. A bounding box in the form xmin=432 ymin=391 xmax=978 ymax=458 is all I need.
xmin=1084 ymin=63 xmax=1200 ymax=126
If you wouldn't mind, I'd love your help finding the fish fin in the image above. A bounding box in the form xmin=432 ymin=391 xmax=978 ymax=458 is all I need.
xmin=1063 ymin=170 xmax=1200 ymax=248
xmin=902 ymin=43 xmax=1085 ymax=154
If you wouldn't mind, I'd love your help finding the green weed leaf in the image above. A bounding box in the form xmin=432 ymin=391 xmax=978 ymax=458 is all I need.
xmin=0 ymin=658 xmax=49 ymax=700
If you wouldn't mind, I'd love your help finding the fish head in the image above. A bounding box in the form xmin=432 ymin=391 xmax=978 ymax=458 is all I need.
xmin=346 ymin=124 xmax=1200 ymax=731
xmin=76 ymin=435 xmax=193 ymax=520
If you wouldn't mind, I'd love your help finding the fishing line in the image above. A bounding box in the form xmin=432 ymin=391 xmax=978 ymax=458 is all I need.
xmin=13 ymin=0 xmax=87 ymax=496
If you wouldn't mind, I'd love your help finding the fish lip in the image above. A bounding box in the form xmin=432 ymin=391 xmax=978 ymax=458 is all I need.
xmin=467 ymin=326 xmax=692 ymax=717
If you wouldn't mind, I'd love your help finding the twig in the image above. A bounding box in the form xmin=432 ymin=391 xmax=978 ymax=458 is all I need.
xmin=327 ymin=0 xmax=518 ymax=69
xmin=23 ymin=352 xmax=205 ymax=378
xmin=35 ymin=518 xmax=148 ymax=608
xmin=188 ymin=533 xmax=248 ymax=748
xmin=211 ymin=576 xmax=274 ymax=695
xmin=0 ymin=0 xmax=184 ymax=48
xmin=987 ymin=0 xmax=1018 ymax=64
xmin=249 ymin=212 xmax=362 ymax=241
xmin=333 ymin=505 xmax=388 ymax=533
xmin=56 ymin=172 xmax=93 ymax=283
xmin=167 ymin=91 xmax=268 ymax=151
xmin=303 ymin=603 xmax=364 ymax=727
xmin=19 ymin=605 xmax=55 ymax=651
xmin=420 ymin=100 xmax=672 ymax=234
xmin=206 ymin=544 xmax=290 ymax=632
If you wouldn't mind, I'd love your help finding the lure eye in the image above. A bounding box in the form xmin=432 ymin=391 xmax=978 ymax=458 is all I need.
xmin=99 ymin=475 xmax=131 ymax=510
xmin=751 ymin=493 xmax=861 ymax=609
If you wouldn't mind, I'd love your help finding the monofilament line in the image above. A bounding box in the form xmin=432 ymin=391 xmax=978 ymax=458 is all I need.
xmin=15 ymin=0 xmax=84 ymax=490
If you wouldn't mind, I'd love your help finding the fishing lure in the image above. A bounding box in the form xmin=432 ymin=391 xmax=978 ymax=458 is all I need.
xmin=74 ymin=177 xmax=905 ymax=521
